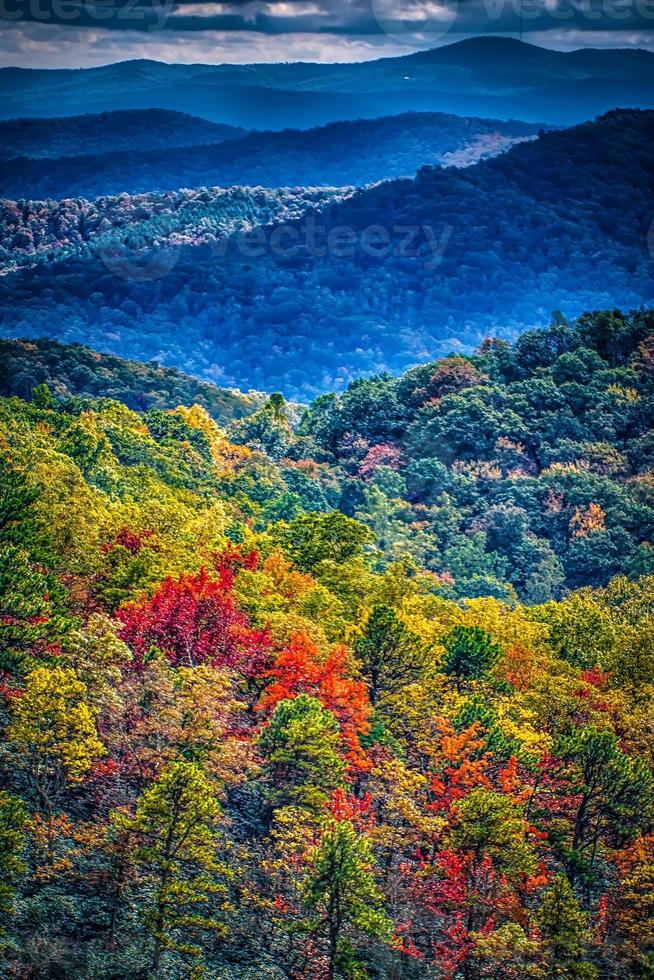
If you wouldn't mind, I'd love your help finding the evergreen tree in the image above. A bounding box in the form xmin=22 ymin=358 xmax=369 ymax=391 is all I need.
xmin=353 ymin=604 xmax=425 ymax=708
xmin=0 ymin=455 xmax=41 ymax=549
xmin=114 ymin=761 xmax=225 ymax=974
xmin=31 ymin=383 xmax=56 ymax=411
xmin=0 ymin=548 xmax=57 ymax=677
xmin=538 ymin=875 xmax=598 ymax=978
xmin=303 ymin=819 xmax=392 ymax=980
xmin=441 ymin=625 xmax=501 ymax=690
xmin=556 ymin=728 xmax=654 ymax=876
xmin=258 ymin=695 xmax=345 ymax=813
xmin=0 ymin=792 xmax=28 ymax=939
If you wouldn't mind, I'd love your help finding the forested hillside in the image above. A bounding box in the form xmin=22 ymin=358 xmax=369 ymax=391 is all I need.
xmin=0 ymin=109 xmax=246 ymax=161
xmin=297 ymin=307 xmax=654 ymax=601
xmin=1 ymin=310 xmax=654 ymax=978
xmin=0 ymin=337 xmax=268 ymax=423
xmin=2 ymin=110 xmax=651 ymax=397
xmin=5 ymin=307 xmax=653 ymax=601
xmin=0 ymin=112 xmax=542 ymax=200
xmin=0 ymin=186 xmax=352 ymax=274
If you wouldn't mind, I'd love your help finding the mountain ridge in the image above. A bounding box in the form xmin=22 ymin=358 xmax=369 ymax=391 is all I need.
xmin=0 ymin=110 xmax=545 ymax=199
xmin=1 ymin=37 xmax=652 ymax=127
xmin=1 ymin=109 xmax=651 ymax=398
xmin=4 ymin=37 xmax=653 ymax=75
xmin=0 ymin=336 xmax=270 ymax=423
xmin=0 ymin=109 xmax=247 ymax=161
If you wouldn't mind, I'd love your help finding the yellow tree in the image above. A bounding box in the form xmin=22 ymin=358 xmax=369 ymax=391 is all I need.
xmin=114 ymin=761 xmax=227 ymax=973
xmin=7 ymin=666 xmax=105 ymax=818
xmin=610 ymin=835 xmax=654 ymax=973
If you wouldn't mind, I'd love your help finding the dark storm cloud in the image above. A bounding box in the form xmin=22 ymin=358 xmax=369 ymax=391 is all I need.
xmin=1 ymin=0 xmax=653 ymax=68
xmin=2 ymin=0 xmax=653 ymax=35
xmin=169 ymin=0 xmax=654 ymax=38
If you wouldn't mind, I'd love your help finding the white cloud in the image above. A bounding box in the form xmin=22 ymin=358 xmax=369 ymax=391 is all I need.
xmin=0 ymin=21 xmax=420 ymax=66
xmin=0 ymin=10 xmax=652 ymax=68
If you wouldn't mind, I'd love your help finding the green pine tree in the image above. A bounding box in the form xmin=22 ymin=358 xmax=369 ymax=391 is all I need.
xmin=0 ymin=791 xmax=28 ymax=940
xmin=441 ymin=625 xmax=501 ymax=690
xmin=0 ymin=454 xmax=42 ymax=549
xmin=353 ymin=604 xmax=425 ymax=708
xmin=258 ymin=695 xmax=345 ymax=814
xmin=114 ymin=761 xmax=226 ymax=974
xmin=303 ymin=819 xmax=392 ymax=980
xmin=0 ymin=547 xmax=66 ymax=678
xmin=538 ymin=874 xmax=598 ymax=978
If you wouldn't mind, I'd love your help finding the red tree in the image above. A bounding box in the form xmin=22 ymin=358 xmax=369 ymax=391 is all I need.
xmin=117 ymin=566 xmax=270 ymax=675
xmin=359 ymin=443 xmax=404 ymax=480
xmin=258 ymin=631 xmax=372 ymax=768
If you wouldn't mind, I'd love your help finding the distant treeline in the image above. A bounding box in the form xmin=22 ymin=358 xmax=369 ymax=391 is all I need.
xmin=0 ymin=110 xmax=651 ymax=399
xmin=0 ymin=337 xmax=266 ymax=424
xmin=0 ymin=111 xmax=542 ymax=199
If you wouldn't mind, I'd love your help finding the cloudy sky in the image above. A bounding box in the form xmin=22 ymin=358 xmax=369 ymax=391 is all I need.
xmin=1 ymin=0 xmax=653 ymax=67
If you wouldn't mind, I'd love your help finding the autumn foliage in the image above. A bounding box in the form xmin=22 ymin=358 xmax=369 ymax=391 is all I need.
xmin=2 ymin=316 xmax=654 ymax=978
xmin=117 ymin=563 xmax=271 ymax=675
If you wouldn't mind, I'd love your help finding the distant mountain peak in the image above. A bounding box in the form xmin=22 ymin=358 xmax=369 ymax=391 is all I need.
xmin=443 ymin=35 xmax=538 ymax=50
xmin=1 ymin=38 xmax=652 ymax=129
xmin=400 ymin=35 xmax=554 ymax=62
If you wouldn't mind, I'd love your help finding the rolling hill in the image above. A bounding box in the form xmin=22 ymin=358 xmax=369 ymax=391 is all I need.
xmin=0 ymin=336 xmax=268 ymax=422
xmin=0 ymin=109 xmax=652 ymax=399
xmin=0 ymin=111 xmax=543 ymax=200
xmin=0 ymin=109 xmax=246 ymax=161
xmin=1 ymin=38 xmax=652 ymax=128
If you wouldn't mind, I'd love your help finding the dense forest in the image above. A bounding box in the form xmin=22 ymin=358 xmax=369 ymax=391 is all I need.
xmin=1 ymin=309 xmax=654 ymax=978
xmin=0 ymin=337 xmax=269 ymax=423
xmin=0 ymin=110 xmax=246 ymax=162
xmin=0 ymin=112 xmax=541 ymax=200
xmin=1 ymin=110 xmax=651 ymax=398
xmin=4 ymin=307 xmax=654 ymax=600
xmin=0 ymin=186 xmax=351 ymax=274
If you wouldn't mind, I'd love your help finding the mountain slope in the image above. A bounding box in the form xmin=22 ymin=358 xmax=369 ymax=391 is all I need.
xmin=0 ymin=337 xmax=267 ymax=422
xmin=1 ymin=38 xmax=652 ymax=127
xmin=0 ymin=185 xmax=353 ymax=274
xmin=0 ymin=109 xmax=246 ymax=161
xmin=2 ymin=311 xmax=654 ymax=980
xmin=1 ymin=110 xmax=652 ymax=398
xmin=0 ymin=111 xmax=543 ymax=200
